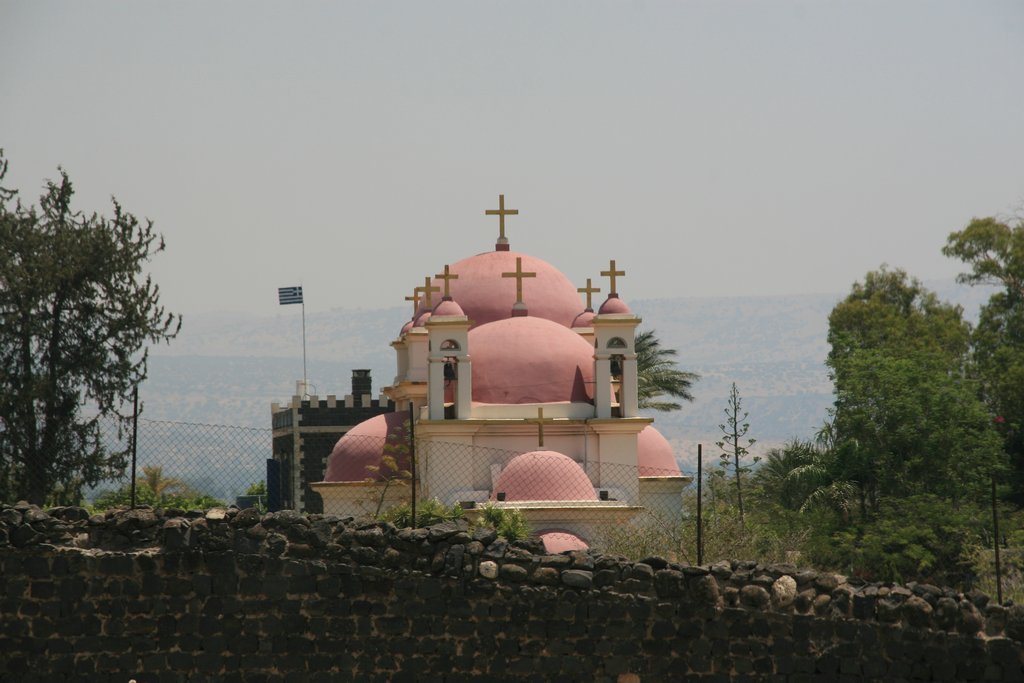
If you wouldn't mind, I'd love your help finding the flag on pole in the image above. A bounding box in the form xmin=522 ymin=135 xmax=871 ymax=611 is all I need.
xmin=278 ymin=286 xmax=303 ymax=305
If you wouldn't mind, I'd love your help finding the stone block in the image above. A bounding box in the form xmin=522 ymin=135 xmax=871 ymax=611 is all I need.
xmin=561 ymin=570 xmax=593 ymax=590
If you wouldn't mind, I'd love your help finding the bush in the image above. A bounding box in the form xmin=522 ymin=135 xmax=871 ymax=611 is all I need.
xmin=378 ymin=498 xmax=464 ymax=528
xmin=91 ymin=482 xmax=223 ymax=512
xmin=478 ymin=503 xmax=530 ymax=542
xmin=810 ymin=494 xmax=984 ymax=584
xmin=595 ymin=479 xmax=817 ymax=567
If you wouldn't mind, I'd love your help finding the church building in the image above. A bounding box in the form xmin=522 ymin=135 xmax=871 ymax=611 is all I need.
xmin=311 ymin=196 xmax=689 ymax=552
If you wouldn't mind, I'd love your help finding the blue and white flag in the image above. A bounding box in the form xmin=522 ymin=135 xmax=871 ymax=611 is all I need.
xmin=278 ymin=286 xmax=303 ymax=305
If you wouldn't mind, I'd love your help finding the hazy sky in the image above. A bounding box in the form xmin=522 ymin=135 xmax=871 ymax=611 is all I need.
xmin=2 ymin=1 xmax=1022 ymax=318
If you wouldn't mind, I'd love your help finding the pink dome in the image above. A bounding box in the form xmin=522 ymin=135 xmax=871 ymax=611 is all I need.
xmin=491 ymin=451 xmax=597 ymax=501
xmin=432 ymin=298 xmax=465 ymax=317
xmin=598 ymin=295 xmax=632 ymax=315
xmin=323 ymin=413 xmax=410 ymax=483
xmin=637 ymin=426 xmax=681 ymax=477
xmin=399 ymin=320 xmax=414 ymax=335
xmin=538 ymin=529 xmax=589 ymax=553
xmin=413 ymin=311 xmax=432 ymax=327
xmin=428 ymin=251 xmax=583 ymax=329
xmin=571 ymin=310 xmax=595 ymax=328
xmin=468 ymin=316 xmax=594 ymax=404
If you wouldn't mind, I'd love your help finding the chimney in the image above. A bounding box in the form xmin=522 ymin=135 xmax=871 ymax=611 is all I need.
xmin=351 ymin=369 xmax=372 ymax=405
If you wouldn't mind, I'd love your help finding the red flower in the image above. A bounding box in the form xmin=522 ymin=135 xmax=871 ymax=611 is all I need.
xmin=995 ymin=415 xmax=1006 ymax=424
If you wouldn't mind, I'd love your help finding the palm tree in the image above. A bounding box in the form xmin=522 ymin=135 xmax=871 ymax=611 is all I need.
xmin=635 ymin=329 xmax=700 ymax=411
xmin=141 ymin=465 xmax=187 ymax=500
xmin=753 ymin=423 xmax=859 ymax=520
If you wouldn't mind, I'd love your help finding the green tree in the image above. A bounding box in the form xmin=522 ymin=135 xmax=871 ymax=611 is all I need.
xmin=716 ymin=382 xmax=756 ymax=524
xmin=0 ymin=153 xmax=181 ymax=504
xmin=827 ymin=266 xmax=970 ymax=370
xmin=825 ymin=269 xmax=1002 ymax=511
xmin=830 ymin=349 xmax=1002 ymax=508
xmin=635 ymin=329 xmax=700 ymax=411
xmin=944 ymin=214 xmax=1024 ymax=499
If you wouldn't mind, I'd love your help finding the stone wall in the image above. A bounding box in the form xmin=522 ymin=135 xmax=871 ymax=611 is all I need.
xmin=2 ymin=501 xmax=1023 ymax=682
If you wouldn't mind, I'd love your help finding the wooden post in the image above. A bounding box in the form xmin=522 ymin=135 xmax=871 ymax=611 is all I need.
xmin=697 ymin=443 xmax=703 ymax=566
xmin=993 ymin=475 xmax=1003 ymax=605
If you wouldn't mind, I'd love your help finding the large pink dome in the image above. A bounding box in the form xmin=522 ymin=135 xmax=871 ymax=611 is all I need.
xmin=431 ymin=251 xmax=583 ymax=328
xmin=637 ymin=425 xmax=681 ymax=477
xmin=491 ymin=451 xmax=597 ymax=501
xmin=538 ymin=529 xmax=589 ymax=553
xmin=323 ymin=413 xmax=410 ymax=483
xmin=467 ymin=316 xmax=595 ymax=404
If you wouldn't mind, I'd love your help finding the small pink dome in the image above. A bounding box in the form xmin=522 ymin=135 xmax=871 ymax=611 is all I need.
xmin=429 ymin=251 xmax=582 ymax=329
xmin=432 ymin=298 xmax=465 ymax=317
xmin=638 ymin=426 xmax=681 ymax=477
xmin=538 ymin=529 xmax=589 ymax=554
xmin=413 ymin=311 xmax=432 ymax=327
xmin=468 ymin=316 xmax=594 ymax=404
xmin=399 ymin=320 xmax=414 ymax=335
xmin=323 ymin=413 xmax=410 ymax=482
xmin=572 ymin=310 xmax=595 ymax=328
xmin=491 ymin=451 xmax=597 ymax=501
xmin=598 ymin=295 xmax=632 ymax=315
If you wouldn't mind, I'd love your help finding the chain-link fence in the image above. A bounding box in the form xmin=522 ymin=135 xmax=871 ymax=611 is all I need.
xmin=1 ymin=414 xmax=271 ymax=509
xmin=309 ymin=429 xmax=690 ymax=539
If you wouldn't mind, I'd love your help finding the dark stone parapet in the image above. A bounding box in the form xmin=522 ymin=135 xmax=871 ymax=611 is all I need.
xmin=1 ymin=501 xmax=1022 ymax=682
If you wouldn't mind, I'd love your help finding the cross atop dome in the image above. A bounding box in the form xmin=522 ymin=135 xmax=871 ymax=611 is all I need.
xmin=485 ymin=194 xmax=518 ymax=252
xmin=417 ymin=276 xmax=441 ymax=309
xmin=601 ymin=259 xmax=625 ymax=297
xmin=404 ymin=287 xmax=422 ymax=315
xmin=577 ymin=278 xmax=601 ymax=312
xmin=434 ymin=264 xmax=459 ymax=300
xmin=502 ymin=256 xmax=536 ymax=317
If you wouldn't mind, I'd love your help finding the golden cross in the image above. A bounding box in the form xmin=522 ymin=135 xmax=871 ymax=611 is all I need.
xmin=527 ymin=407 xmax=549 ymax=448
xmin=501 ymin=256 xmax=537 ymax=304
xmin=485 ymin=194 xmax=519 ymax=243
xmin=419 ymin=276 xmax=441 ymax=309
xmin=434 ymin=264 xmax=459 ymax=298
xmin=404 ymin=288 xmax=422 ymax=315
xmin=577 ymin=278 xmax=601 ymax=310
xmin=601 ymin=259 xmax=625 ymax=295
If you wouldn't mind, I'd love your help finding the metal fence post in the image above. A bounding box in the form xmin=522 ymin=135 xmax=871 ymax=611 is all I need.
xmin=409 ymin=402 xmax=416 ymax=529
xmin=130 ymin=386 xmax=139 ymax=509
xmin=696 ymin=443 xmax=704 ymax=566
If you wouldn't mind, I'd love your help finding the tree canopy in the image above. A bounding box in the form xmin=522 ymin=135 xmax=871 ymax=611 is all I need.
xmin=0 ymin=152 xmax=180 ymax=504
xmin=824 ymin=269 xmax=1002 ymax=512
xmin=945 ymin=214 xmax=1024 ymax=500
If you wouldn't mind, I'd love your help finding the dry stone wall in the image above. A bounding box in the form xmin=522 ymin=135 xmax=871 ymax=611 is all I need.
xmin=1 ymin=501 xmax=1023 ymax=682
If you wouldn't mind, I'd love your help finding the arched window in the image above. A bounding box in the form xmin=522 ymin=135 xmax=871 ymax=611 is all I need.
xmin=607 ymin=337 xmax=628 ymax=349
xmin=440 ymin=339 xmax=460 ymax=351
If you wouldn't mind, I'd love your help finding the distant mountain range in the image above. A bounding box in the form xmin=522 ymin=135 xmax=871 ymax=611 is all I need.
xmin=143 ymin=279 xmax=993 ymax=474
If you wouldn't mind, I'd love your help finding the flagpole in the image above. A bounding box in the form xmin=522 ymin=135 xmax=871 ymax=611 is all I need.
xmin=278 ymin=286 xmax=308 ymax=397
xmin=301 ymin=297 xmax=308 ymax=396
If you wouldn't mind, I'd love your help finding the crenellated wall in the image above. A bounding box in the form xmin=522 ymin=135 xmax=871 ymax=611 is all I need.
xmin=1 ymin=502 xmax=1023 ymax=682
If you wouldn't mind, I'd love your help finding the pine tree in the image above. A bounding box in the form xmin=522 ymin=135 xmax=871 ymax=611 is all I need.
xmin=0 ymin=152 xmax=180 ymax=504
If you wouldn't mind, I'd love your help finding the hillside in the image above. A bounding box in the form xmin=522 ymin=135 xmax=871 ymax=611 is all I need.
xmin=142 ymin=280 xmax=993 ymax=474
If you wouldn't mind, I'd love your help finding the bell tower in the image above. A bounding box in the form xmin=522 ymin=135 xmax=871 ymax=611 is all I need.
xmin=426 ymin=266 xmax=472 ymax=420
xmin=593 ymin=260 xmax=640 ymax=418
